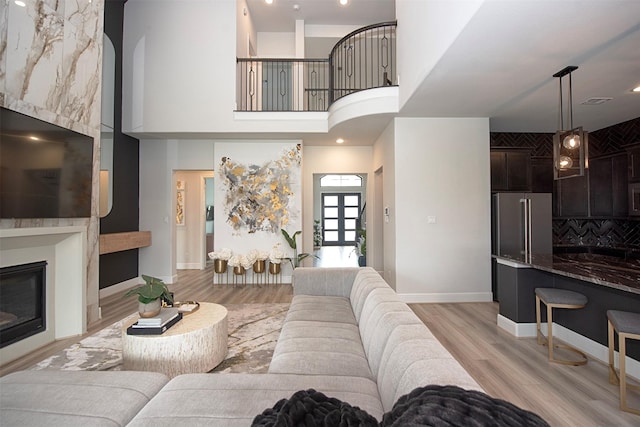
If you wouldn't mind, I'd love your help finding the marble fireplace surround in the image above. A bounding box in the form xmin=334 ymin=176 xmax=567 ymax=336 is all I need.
xmin=0 ymin=226 xmax=87 ymax=364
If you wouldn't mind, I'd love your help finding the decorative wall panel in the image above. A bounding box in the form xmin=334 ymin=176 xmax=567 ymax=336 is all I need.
xmin=0 ymin=0 xmax=105 ymax=326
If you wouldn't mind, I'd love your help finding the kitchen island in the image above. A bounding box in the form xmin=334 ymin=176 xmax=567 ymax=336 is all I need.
xmin=493 ymin=251 xmax=640 ymax=376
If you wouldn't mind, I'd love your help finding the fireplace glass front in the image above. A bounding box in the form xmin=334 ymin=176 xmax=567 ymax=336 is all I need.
xmin=0 ymin=261 xmax=47 ymax=348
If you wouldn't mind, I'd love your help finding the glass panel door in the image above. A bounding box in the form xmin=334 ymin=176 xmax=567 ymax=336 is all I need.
xmin=321 ymin=193 xmax=361 ymax=245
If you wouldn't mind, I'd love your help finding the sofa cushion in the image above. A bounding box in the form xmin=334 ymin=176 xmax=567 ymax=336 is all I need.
xmin=292 ymin=267 xmax=361 ymax=298
xmin=285 ymin=295 xmax=357 ymax=324
xmin=365 ymin=320 xmax=431 ymax=379
xmin=269 ymin=343 xmax=373 ymax=379
xmin=127 ymin=373 xmax=384 ymax=426
xmin=376 ymin=338 xmax=482 ymax=411
xmin=270 ymin=296 xmax=372 ymax=378
xmin=0 ymin=370 xmax=169 ymax=427
xmin=350 ymin=269 xmax=390 ymax=321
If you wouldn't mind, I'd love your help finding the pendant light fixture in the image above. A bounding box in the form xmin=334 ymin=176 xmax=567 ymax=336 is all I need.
xmin=553 ymin=66 xmax=588 ymax=180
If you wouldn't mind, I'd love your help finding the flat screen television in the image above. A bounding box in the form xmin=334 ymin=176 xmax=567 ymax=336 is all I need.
xmin=0 ymin=107 xmax=94 ymax=218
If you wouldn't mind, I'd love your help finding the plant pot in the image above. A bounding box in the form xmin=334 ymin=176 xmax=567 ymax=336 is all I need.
xmin=253 ymin=260 xmax=266 ymax=274
xmin=269 ymin=262 xmax=281 ymax=274
xmin=138 ymin=298 xmax=162 ymax=318
xmin=233 ymin=266 xmax=245 ymax=275
xmin=214 ymin=259 xmax=228 ymax=274
xmin=358 ymin=255 xmax=366 ymax=267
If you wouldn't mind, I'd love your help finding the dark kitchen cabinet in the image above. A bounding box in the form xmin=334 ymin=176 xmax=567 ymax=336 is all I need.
xmin=531 ymin=157 xmax=553 ymax=193
xmin=589 ymin=154 xmax=628 ymax=217
xmin=556 ymin=174 xmax=588 ymax=217
xmin=629 ymin=146 xmax=640 ymax=182
xmin=490 ymin=150 xmax=531 ymax=191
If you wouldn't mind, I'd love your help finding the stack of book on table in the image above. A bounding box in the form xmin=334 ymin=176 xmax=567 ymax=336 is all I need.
xmin=126 ymin=308 xmax=182 ymax=335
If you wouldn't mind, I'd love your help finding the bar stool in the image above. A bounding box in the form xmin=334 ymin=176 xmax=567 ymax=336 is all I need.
xmin=607 ymin=310 xmax=640 ymax=415
xmin=535 ymin=288 xmax=588 ymax=365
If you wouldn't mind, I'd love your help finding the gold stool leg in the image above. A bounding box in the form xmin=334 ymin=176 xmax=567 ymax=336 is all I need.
xmin=620 ymin=333 xmax=628 ymax=412
xmin=535 ymin=298 xmax=587 ymax=365
xmin=618 ymin=333 xmax=640 ymax=415
xmin=547 ymin=303 xmax=554 ymax=362
xmin=536 ymin=295 xmax=543 ymax=345
xmin=608 ymin=319 xmax=617 ymax=384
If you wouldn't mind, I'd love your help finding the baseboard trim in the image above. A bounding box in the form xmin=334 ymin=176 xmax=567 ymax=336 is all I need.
xmin=496 ymin=314 xmax=538 ymax=337
xmin=399 ymin=292 xmax=493 ymax=303
xmin=177 ymin=262 xmax=203 ymax=270
xmin=99 ymin=277 xmax=140 ymax=299
xmin=497 ymin=314 xmax=640 ymax=381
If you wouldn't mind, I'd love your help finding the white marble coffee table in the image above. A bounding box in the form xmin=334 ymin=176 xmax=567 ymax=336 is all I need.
xmin=122 ymin=302 xmax=228 ymax=378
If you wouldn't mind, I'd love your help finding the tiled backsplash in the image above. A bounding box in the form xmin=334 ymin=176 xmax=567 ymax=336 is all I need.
xmin=553 ymin=218 xmax=640 ymax=250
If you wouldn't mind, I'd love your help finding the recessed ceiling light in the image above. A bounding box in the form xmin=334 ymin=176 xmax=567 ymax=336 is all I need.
xmin=336 ymin=138 xmax=345 ymax=144
xmin=633 ymin=86 xmax=640 ymax=93
xmin=265 ymin=0 xmax=273 ymax=5
xmin=14 ymin=1 xmax=26 ymax=6
xmin=28 ymin=135 xmax=40 ymax=141
xmin=339 ymin=0 xmax=349 ymax=5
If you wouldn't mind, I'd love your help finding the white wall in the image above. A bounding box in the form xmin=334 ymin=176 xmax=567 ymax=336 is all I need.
xmin=257 ymin=32 xmax=296 ymax=57
xmin=139 ymin=140 xmax=178 ymax=283
xmin=123 ymin=0 xmax=237 ymax=133
xmin=396 ymin=0 xmax=483 ymax=110
xmin=139 ymin=139 xmax=216 ymax=282
xmin=393 ymin=117 xmax=492 ymax=302
xmin=236 ymin=0 xmax=257 ymax=57
xmin=373 ymin=121 xmax=396 ymax=287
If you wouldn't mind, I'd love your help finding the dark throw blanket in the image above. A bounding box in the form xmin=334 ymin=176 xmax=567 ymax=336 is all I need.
xmin=252 ymin=385 xmax=549 ymax=427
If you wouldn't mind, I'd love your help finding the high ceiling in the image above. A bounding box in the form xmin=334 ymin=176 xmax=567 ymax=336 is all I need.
xmin=247 ymin=0 xmax=640 ymax=144
xmin=246 ymin=0 xmax=395 ymax=32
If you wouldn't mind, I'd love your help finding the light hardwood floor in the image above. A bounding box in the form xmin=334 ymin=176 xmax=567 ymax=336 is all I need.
xmin=2 ymin=265 xmax=639 ymax=425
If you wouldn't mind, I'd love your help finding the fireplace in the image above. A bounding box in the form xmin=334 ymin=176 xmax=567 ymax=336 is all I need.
xmin=0 ymin=261 xmax=47 ymax=348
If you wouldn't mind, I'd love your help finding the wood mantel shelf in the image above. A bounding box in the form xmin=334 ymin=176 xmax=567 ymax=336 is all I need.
xmin=99 ymin=231 xmax=151 ymax=255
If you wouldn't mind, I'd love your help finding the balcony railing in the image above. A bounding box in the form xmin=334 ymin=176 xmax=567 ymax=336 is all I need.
xmin=236 ymin=21 xmax=396 ymax=112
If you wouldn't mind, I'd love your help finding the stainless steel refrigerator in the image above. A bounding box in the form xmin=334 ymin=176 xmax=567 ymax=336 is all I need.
xmin=491 ymin=193 xmax=552 ymax=257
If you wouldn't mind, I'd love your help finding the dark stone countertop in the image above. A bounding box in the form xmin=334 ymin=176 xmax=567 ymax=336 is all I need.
xmin=493 ymin=252 xmax=640 ymax=295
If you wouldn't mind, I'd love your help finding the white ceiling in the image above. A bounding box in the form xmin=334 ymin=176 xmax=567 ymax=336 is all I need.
xmin=246 ymin=0 xmax=396 ymax=32
xmin=247 ymin=0 xmax=640 ymax=144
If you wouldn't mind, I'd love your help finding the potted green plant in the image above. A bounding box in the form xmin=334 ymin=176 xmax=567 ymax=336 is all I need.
xmin=313 ymin=220 xmax=322 ymax=248
xmin=354 ymin=229 xmax=366 ymax=267
xmin=124 ymin=275 xmax=174 ymax=318
xmin=281 ymin=229 xmax=317 ymax=268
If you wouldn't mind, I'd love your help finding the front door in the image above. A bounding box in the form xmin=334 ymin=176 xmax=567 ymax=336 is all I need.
xmin=321 ymin=193 xmax=361 ymax=246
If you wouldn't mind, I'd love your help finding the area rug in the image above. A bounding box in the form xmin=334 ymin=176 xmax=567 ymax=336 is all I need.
xmin=29 ymin=303 xmax=289 ymax=374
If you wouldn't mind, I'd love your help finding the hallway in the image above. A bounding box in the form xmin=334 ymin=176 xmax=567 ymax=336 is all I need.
xmin=312 ymin=246 xmax=359 ymax=268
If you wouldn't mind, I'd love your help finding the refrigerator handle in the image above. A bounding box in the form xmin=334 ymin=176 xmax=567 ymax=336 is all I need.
xmin=527 ymin=198 xmax=533 ymax=258
xmin=520 ymin=198 xmax=528 ymax=256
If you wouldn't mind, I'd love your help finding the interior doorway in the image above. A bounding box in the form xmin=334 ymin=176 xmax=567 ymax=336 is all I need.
xmin=313 ymin=173 xmax=366 ymax=267
xmin=174 ymin=170 xmax=214 ymax=270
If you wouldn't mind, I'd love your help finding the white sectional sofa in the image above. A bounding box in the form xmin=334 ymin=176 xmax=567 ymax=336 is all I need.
xmin=1 ymin=267 xmax=485 ymax=426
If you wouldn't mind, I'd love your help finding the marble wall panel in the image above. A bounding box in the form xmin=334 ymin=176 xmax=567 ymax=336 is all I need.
xmin=1 ymin=0 xmax=105 ymax=327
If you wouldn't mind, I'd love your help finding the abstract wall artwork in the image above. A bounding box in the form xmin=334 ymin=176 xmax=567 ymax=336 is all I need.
xmin=219 ymin=144 xmax=301 ymax=234
xmin=176 ymin=180 xmax=185 ymax=226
